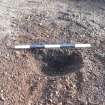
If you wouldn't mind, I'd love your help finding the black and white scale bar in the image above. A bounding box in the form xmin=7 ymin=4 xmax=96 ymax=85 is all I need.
xmin=15 ymin=44 xmax=91 ymax=49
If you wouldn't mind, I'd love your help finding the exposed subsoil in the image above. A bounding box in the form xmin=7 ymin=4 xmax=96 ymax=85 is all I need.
xmin=0 ymin=0 xmax=105 ymax=105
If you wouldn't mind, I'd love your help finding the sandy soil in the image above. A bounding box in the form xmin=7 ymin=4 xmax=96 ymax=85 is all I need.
xmin=0 ymin=0 xmax=105 ymax=105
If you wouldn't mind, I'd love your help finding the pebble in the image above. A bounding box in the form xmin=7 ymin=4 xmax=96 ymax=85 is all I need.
xmin=28 ymin=100 xmax=32 ymax=105
xmin=0 ymin=93 xmax=5 ymax=101
xmin=15 ymin=51 xmax=21 ymax=56
xmin=55 ymin=91 xmax=59 ymax=95
xmin=6 ymin=40 xmax=12 ymax=47
xmin=57 ymin=83 xmax=62 ymax=89
xmin=58 ymin=102 xmax=62 ymax=105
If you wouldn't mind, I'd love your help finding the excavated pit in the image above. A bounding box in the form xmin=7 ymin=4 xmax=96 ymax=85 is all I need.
xmin=31 ymin=49 xmax=84 ymax=76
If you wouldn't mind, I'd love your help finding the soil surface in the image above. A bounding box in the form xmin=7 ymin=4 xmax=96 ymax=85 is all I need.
xmin=0 ymin=0 xmax=105 ymax=105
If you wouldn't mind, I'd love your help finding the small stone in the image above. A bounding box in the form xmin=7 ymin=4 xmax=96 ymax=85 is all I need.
xmin=57 ymin=83 xmax=62 ymax=89
xmin=58 ymin=102 xmax=62 ymax=105
xmin=6 ymin=40 xmax=11 ymax=47
xmin=55 ymin=91 xmax=59 ymax=95
xmin=1 ymin=90 xmax=3 ymax=93
xmin=48 ymin=99 xmax=53 ymax=103
xmin=6 ymin=54 xmax=9 ymax=57
xmin=15 ymin=51 xmax=21 ymax=56
xmin=28 ymin=100 xmax=32 ymax=105
xmin=39 ymin=22 xmax=43 ymax=26
xmin=0 ymin=93 xmax=5 ymax=101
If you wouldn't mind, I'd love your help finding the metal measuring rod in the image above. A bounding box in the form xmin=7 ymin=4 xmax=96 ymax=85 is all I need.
xmin=14 ymin=44 xmax=91 ymax=49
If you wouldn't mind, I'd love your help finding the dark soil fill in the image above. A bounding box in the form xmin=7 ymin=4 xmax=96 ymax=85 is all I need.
xmin=31 ymin=49 xmax=84 ymax=76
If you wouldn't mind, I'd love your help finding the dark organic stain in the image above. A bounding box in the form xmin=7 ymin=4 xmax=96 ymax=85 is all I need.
xmin=31 ymin=49 xmax=84 ymax=76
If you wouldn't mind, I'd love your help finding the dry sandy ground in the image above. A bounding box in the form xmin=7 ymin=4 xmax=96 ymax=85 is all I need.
xmin=0 ymin=0 xmax=105 ymax=105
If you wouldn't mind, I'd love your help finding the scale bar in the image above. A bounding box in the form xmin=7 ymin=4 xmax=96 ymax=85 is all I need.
xmin=14 ymin=44 xmax=91 ymax=49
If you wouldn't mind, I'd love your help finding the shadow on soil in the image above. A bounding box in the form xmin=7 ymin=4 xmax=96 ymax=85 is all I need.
xmin=31 ymin=49 xmax=84 ymax=76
